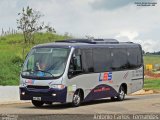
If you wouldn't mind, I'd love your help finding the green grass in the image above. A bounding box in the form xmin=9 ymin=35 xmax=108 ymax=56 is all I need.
xmin=0 ymin=44 xmax=22 ymax=85
xmin=143 ymin=55 xmax=160 ymax=65
xmin=144 ymin=78 xmax=160 ymax=90
xmin=0 ymin=33 xmax=71 ymax=85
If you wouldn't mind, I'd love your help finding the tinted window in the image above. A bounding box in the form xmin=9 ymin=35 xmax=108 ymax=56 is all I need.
xmin=81 ymin=49 xmax=94 ymax=72
xmin=93 ymin=48 xmax=112 ymax=72
xmin=68 ymin=46 xmax=142 ymax=77
xmin=111 ymin=48 xmax=128 ymax=70
xmin=127 ymin=47 xmax=142 ymax=68
xmin=74 ymin=55 xmax=82 ymax=71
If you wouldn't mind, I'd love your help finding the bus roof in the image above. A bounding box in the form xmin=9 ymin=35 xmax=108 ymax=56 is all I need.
xmin=33 ymin=39 xmax=141 ymax=49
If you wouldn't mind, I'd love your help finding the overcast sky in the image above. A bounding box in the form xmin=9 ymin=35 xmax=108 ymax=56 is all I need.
xmin=0 ymin=0 xmax=159 ymax=52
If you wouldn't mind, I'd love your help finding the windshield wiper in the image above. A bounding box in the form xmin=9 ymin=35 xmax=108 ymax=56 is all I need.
xmin=22 ymin=69 xmax=33 ymax=72
xmin=22 ymin=69 xmax=54 ymax=77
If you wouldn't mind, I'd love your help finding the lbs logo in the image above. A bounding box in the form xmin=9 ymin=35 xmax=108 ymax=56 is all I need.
xmin=99 ymin=72 xmax=112 ymax=81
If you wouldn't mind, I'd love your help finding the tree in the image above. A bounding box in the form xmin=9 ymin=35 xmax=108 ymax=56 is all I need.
xmin=17 ymin=6 xmax=55 ymax=58
xmin=85 ymin=35 xmax=94 ymax=40
xmin=17 ymin=6 xmax=44 ymax=44
xmin=45 ymin=25 xmax=56 ymax=33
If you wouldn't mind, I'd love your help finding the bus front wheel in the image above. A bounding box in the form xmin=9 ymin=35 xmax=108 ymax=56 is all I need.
xmin=117 ymin=86 xmax=125 ymax=101
xmin=72 ymin=90 xmax=82 ymax=107
xmin=32 ymin=100 xmax=44 ymax=107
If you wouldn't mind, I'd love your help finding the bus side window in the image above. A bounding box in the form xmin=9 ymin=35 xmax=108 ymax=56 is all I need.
xmin=74 ymin=55 xmax=82 ymax=71
xmin=81 ymin=49 xmax=94 ymax=73
xmin=68 ymin=54 xmax=83 ymax=78
xmin=127 ymin=47 xmax=142 ymax=69
xmin=111 ymin=48 xmax=128 ymax=71
xmin=93 ymin=48 xmax=111 ymax=72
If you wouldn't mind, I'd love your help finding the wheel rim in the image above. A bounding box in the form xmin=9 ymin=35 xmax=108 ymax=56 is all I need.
xmin=73 ymin=94 xmax=80 ymax=105
xmin=119 ymin=88 xmax=125 ymax=99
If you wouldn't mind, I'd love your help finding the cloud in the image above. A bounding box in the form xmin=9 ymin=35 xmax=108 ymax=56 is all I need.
xmin=90 ymin=0 xmax=157 ymax=10
xmin=136 ymin=39 xmax=159 ymax=52
xmin=90 ymin=0 xmax=133 ymax=10
xmin=116 ymin=31 xmax=139 ymax=41
xmin=0 ymin=0 xmax=28 ymax=30
xmin=115 ymin=31 xmax=159 ymax=52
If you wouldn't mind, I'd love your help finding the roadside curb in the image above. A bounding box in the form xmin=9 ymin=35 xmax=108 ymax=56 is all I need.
xmin=0 ymin=101 xmax=30 ymax=105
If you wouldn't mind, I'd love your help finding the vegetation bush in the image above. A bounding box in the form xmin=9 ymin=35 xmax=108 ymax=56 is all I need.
xmin=11 ymin=56 xmax=23 ymax=65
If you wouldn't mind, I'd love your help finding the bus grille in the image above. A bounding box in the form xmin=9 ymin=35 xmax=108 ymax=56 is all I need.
xmin=27 ymin=85 xmax=49 ymax=89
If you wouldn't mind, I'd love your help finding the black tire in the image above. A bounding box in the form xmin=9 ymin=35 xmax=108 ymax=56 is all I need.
xmin=110 ymin=97 xmax=116 ymax=101
xmin=45 ymin=101 xmax=53 ymax=105
xmin=32 ymin=100 xmax=44 ymax=107
xmin=117 ymin=86 xmax=125 ymax=101
xmin=72 ymin=90 xmax=82 ymax=107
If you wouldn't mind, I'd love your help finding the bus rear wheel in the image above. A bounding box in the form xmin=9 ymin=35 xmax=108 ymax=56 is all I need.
xmin=32 ymin=100 xmax=44 ymax=107
xmin=117 ymin=86 xmax=125 ymax=101
xmin=110 ymin=97 xmax=116 ymax=101
xmin=72 ymin=90 xmax=82 ymax=107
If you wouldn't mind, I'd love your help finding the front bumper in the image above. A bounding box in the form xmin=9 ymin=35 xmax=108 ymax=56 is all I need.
xmin=19 ymin=87 xmax=67 ymax=103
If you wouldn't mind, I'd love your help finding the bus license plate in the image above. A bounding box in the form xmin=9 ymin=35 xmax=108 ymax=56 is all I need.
xmin=33 ymin=97 xmax=41 ymax=101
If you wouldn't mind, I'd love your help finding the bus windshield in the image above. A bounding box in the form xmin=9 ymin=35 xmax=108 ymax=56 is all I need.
xmin=21 ymin=47 xmax=70 ymax=79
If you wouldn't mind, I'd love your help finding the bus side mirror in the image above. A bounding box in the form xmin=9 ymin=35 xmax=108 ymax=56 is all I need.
xmin=68 ymin=65 xmax=74 ymax=78
xmin=68 ymin=57 xmax=77 ymax=78
xmin=73 ymin=57 xmax=77 ymax=66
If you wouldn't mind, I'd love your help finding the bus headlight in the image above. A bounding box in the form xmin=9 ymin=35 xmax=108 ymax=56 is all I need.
xmin=21 ymin=92 xmax=25 ymax=95
xmin=49 ymin=84 xmax=65 ymax=89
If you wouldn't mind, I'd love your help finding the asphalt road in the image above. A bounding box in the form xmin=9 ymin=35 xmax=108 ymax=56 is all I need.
xmin=0 ymin=94 xmax=160 ymax=115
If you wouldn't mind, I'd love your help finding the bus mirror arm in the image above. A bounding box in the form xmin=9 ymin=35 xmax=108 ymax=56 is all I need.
xmin=73 ymin=57 xmax=77 ymax=65
xmin=68 ymin=69 xmax=74 ymax=73
xmin=68 ymin=64 xmax=75 ymax=74
xmin=68 ymin=69 xmax=74 ymax=78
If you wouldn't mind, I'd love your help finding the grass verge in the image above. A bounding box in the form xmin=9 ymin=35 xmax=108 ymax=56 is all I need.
xmin=144 ymin=78 xmax=160 ymax=90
